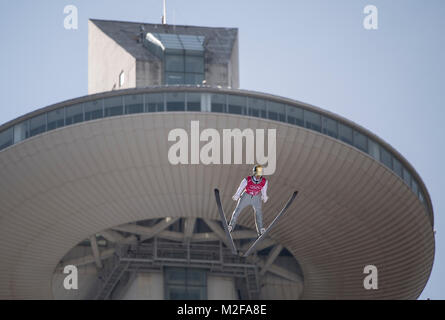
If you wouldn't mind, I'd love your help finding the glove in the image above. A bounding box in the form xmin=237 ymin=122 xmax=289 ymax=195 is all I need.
xmin=232 ymin=194 xmax=240 ymax=201
xmin=262 ymin=195 xmax=268 ymax=203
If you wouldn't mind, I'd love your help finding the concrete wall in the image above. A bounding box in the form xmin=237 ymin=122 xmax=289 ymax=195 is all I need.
xmin=206 ymin=63 xmax=229 ymax=88
xmin=260 ymin=273 xmax=303 ymax=300
xmin=136 ymin=60 xmax=163 ymax=87
xmin=111 ymin=272 xmax=236 ymax=300
xmin=207 ymin=276 xmax=237 ymax=300
xmin=120 ymin=273 xmax=164 ymax=300
xmin=228 ymin=36 xmax=240 ymax=89
xmin=259 ymin=256 xmax=304 ymax=300
xmin=88 ymin=20 xmax=136 ymax=94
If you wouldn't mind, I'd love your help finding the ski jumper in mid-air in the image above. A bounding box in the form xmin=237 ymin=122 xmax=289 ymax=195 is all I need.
xmin=228 ymin=165 xmax=269 ymax=237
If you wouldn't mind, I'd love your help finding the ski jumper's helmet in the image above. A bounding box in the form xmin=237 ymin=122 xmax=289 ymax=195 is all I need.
xmin=253 ymin=165 xmax=263 ymax=177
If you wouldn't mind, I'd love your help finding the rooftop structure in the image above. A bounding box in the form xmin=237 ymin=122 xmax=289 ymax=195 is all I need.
xmin=88 ymin=19 xmax=239 ymax=94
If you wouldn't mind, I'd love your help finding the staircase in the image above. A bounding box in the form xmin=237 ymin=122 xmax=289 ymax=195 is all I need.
xmin=95 ymin=257 xmax=130 ymax=300
xmin=245 ymin=267 xmax=260 ymax=300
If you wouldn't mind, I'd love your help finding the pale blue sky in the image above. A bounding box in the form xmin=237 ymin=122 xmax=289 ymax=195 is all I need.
xmin=0 ymin=0 xmax=443 ymax=299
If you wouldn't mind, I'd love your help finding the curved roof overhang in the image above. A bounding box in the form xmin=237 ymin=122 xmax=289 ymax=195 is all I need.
xmin=0 ymin=107 xmax=435 ymax=299
xmin=0 ymin=86 xmax=434 ymax=227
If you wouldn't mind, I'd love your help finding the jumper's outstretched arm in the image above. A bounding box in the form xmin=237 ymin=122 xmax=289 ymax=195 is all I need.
xmin=232 ymin=178 xmax=247 ymax=201
xmin=261 ymin=180 xmax=269 ymax=203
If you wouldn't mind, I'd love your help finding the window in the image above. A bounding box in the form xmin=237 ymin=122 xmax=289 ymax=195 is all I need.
xmin=164 ymin=52 xmax=204 ymax=85
xmin=166 ymin=92 xmax=185 ymax=111
xmin=201 ymin=93 xmax=211 ymax=112
xmin=411 ymin=179 xmax=419 ymax=196
xmin=84 ymin=100 xmax=103 ymax=121
xmin=403 ymin=167 xmax=411 ymax=188
xmin=146 ymin=93 xmax=164 ymax=112
xmin=164 ymin=267 xmax=207 ymax=300
xmin=286 ymin=105 xmax=304 ymax=126
xmin=65 ymin=104 xmax=83 ymax=125
xmin=166 ymin=72 xmax=185 ymax=85
xmin=353 ymin=130 xmax=368 ymax=153
xmin=380 ymin=146 xmax=393 ymax=170
xmin=47 ymin=109 xmax=65 ymax=131
xmin=187 ymin=93 xmax=201 ymax=111
xmin=165 ymin=55 xmax=184 ymax=72
xmin=153 ymin=33 xmax=206 ymax=84
xmin=268 ymin=101 xmax=285 ymax=122
xmin=104 ymin=96 xmax=123 ymax=117
xmin=419 ymin=191 xmax=425 ymax=205
xmin=322 ymin=116 xmax=338 ymax=138
xmin=304 ymin=110 xmax=321 ymax=132
xmin=211 ymin=94 xmax=226 ymax=113
xmin=0 ymin=127 xmax=13 ymax=150
xmin=29 ymin=114 xmax=46 ymax=137
xmin=368 ymin=139 xmax=380 ymax=161
xmin=338 ymin=123 xmax=353 ymax=145
xmin=119 ymin=71 xmax=125 ymax=87
xmin=125 ymin=95 xmax=144 ymax=114
xmin=13 ymin=121 xmax=28 ymax=143
xmin=228 ymin=95 xmax=246 ymax=115
xmin=185 ymin=73 xmax=204 ymax=85
xmin=248 ymin=98 xmax=267 ymax=119
xmin=185 ymin=55 xmax=204 ymax=73
xmin=392 ymin=157 xmax=403 ymax=178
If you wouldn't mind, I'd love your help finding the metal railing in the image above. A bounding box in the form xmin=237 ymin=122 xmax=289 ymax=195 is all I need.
xmin=94 ymin=239 xmax=261 ymax=300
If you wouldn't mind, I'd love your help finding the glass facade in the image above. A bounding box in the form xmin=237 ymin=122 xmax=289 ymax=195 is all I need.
xmin=65 ymin=104 xmax=83 ymax=125
xmin=0 ymin=89 xmax=429 ymax=217
xmin=143 ymin=32 xmax=206 ymax=86
xmin=286 ymin=105 xmax=304 ymax=126
xmin=29 ymin=114 xmax=46 ymax=137
xmin=249 ymin=98 xmax=267 ymax=119
xmin=104 ymin=96 xmax=123 ymax=117
xmin=13 ymin=122 xmax=27 ymax=143
xmin=47 ymin=109 xmax=64 ymax=131
xmin=186 ymin=92 xmax=201 ymax=112
xmin=368 ymin=139 xmax=380 ymax=161
xmin=304 ymin=110 xmax=322 ymax=132
xmin=84 ymin=100 xmax=103 ymax=121
xmin=125 ymin=94 xmax=144 ymax=114
xmin=228 ymin=95 xmax=246 ymax=115
xmin=211 ymin=94 xmax=226 ymax=113
xmin=146 ymin=93 xmax=164 ymax=112
xmin=268 ymin=101 xmax=286 ymax=122
xmin=393 ymin=157 xmax=403 ymax=179
xmin=322 ymin=116 xmax=338 ymax=138
xmin=165 ymin=54 xmax=204 ymax=85
xmin=353 ymin=130 xmax=368 ymax=153
xmin=338 ymin=123 xmax=353 ymax=145
xmin=166 ymin=92 xmax=185 ymax=111
xmin=0 ymin=127 xmax=13 ymax=150
xmin=164 ymin=267 xmax=206 ymax=300
xmin=380 ymin=146 xmax=393 ymax=170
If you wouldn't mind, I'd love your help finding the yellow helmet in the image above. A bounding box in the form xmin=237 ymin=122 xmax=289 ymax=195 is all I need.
xmin=253 ymin=165 xmax=263 ymax=177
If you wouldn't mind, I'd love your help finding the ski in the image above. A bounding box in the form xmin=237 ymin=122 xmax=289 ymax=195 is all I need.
xmin=243 ymin=191 xmax=298 ymax=257
xmin=214 ymin=188 xmax=238 ymax=255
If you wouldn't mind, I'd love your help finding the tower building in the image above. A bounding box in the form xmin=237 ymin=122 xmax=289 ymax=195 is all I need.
xmin=0 ymin=18 xmax=434 ymax=300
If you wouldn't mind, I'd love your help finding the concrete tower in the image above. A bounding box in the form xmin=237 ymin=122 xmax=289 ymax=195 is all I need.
xmin=88 ymin=19 xmax=239 ymax=94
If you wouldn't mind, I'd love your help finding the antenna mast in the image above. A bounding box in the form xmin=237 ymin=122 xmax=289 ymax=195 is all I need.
xmin=162 ymin=0 xmax=167 ymax=24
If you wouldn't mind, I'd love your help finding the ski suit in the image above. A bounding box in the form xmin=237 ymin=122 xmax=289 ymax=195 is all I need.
xmin=229 ymin=176 xmax=268 ymax=235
